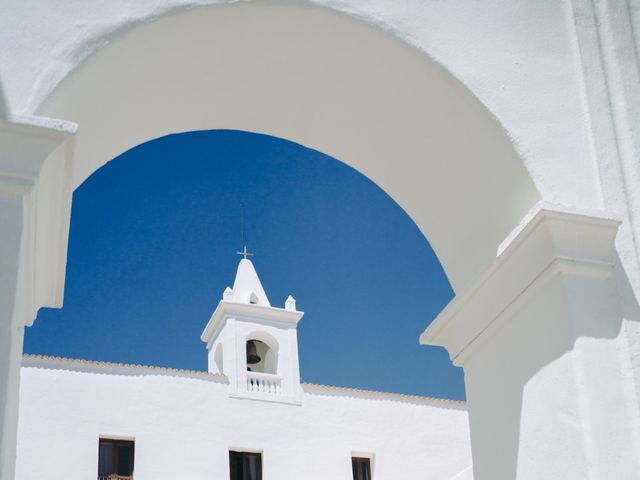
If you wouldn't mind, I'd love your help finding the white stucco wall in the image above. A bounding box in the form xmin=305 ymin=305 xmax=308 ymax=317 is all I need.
xmin=3 ymin=0 xmax=637 ymax=226
xmin=0 ymin=0 xmax=605 ymax=212
xmin=15 ymin=356 xmax=473 ymax=480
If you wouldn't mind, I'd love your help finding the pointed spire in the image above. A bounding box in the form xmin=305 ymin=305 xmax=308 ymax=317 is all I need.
xmin=231 ymin=258 xmax=270 ymax=306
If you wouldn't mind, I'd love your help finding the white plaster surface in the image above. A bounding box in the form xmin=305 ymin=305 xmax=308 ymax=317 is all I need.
xmin=0 ymin=118 xmax=75 ymax=480
xmin=0 ymin=0 xmax=601 ymax=212
xmin=15 ymin=356 xmax=473 ymax=480
xmin=3 ymin=0 xmax=636 ymax=310
xmin=1 ymin=0 xmax=639 ymax=318
xmin=422 ymin=206 xmax=640 ymax=478
xmin=6 ymin=0 xmax=635 ymax=311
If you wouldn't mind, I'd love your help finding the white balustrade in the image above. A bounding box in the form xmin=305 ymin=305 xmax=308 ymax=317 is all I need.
xmin=246 ymin=371 xmax=282 ymax=395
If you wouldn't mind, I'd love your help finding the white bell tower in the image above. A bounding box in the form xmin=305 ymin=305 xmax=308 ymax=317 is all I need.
xmin=201 ymin=257 xmax=304 ymax=404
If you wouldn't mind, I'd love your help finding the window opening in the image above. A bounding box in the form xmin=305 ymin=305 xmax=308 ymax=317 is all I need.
xmin=352 ymin=457 xmax=372 ymax=480
xmin=98 ymin=438 xmax=134 ymax=480
xmin=229 ymin=451 xmax=262 ymax=480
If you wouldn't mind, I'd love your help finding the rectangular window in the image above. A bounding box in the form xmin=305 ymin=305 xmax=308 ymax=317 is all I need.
xmin=98 ymin=438 xmax=134 ymax=479
xmin=229 ymin=451 xmax=262 ymax=480
xmin=352 ymin=457 xmax=372 ymax=480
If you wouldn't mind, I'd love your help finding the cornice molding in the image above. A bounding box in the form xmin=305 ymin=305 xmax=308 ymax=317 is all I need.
xmin=420 ymin=203 xmax=620 ymax=366
xmin=0 ymin=115 xmax=77 ymax=325
xmin=201 ymin=301 xmax=304 ymax=346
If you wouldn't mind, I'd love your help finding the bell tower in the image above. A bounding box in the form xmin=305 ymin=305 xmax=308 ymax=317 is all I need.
xmin=201 ymin=257 xmax=304 ymax=404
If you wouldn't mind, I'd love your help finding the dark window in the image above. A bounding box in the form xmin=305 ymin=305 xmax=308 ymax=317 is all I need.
xmin=229 ymin=451 xmax=262 ymax=480
xmin=98 ymin=438 xmax=134 ymax=479
xmin=352 ymin=457 xmax=372 ymax=480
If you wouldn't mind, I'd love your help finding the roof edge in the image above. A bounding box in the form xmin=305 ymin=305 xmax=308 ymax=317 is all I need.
xmin=21 ymin=354 xmax=465 ymax=406
xmin=302 ymin=383 xmax=466 ymax=408
xmin=22 ymin=354 xmax=227 ymax=383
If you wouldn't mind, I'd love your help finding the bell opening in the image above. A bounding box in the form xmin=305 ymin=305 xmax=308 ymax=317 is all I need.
xmin=244 ymin=336 xmax=278 ymax=375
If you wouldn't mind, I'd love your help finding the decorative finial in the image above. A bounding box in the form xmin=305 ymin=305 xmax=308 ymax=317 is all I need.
xmin=223 ymin=287 xmax=233 ymax=300
xmin=237 ymin=245 xmax=254 ymax=260
xmin=285 ymin=295 xmax=297 ymax=311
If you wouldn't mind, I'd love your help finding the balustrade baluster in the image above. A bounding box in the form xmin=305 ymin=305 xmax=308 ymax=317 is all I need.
xmin=246 ymin=372 xmax=282 ymax=395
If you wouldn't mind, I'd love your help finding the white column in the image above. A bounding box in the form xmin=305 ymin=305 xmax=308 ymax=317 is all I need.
xmin=0 ymin=116 xmax=75 ymax=480
xmin=421 ymin=204 xmax=640 ymax=479
xmin=0 ymin=193 xmax=26 ymax=480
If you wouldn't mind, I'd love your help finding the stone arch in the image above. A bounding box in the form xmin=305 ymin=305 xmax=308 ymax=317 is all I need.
xmin=34 ymin=1 xmax=540 ymax=294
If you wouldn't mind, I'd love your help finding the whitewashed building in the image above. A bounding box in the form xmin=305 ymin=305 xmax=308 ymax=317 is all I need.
xmin=4 ymin=2 xmax=640 ymax=478
xmin=14 ymin=258 xmax=473 ymax=480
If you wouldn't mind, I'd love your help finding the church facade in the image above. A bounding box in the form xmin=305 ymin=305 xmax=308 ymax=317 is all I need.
xmin=14 ymin=259 xmax=473 ymax=479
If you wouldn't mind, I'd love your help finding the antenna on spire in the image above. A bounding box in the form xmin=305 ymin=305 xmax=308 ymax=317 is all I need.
xmin=240 ymin=202 xmax=245 ymax=248
xmin=237 ymin=202 xmax=253 ymax=260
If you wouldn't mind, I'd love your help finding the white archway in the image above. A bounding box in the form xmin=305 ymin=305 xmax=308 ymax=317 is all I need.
xmin=35 ymin=2 xmax=539 ymax=294
xmin=21 ymin=9 xmax=540 ymax=476
xmin=8 ymin=3 xmax=638 ymax=480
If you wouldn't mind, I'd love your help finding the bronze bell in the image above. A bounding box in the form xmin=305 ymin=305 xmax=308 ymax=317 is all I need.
xmin=246 ymin=340 xmax=261 ymax=365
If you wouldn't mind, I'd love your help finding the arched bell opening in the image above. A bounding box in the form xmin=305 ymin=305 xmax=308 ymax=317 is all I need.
xmin=245 ymin=333 xmax=279 ymax=375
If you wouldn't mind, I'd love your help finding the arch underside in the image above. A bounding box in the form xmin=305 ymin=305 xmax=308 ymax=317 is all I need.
xmin=36 ymin=2 xmax=540 ymax=293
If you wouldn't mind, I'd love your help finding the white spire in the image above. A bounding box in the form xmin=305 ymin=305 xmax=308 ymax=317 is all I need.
xmin=230 ymin=258 xmax=271 ymax=306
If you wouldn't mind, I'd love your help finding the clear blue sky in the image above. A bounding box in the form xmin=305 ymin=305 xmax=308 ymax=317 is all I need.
xmin=25 ymin=130 xmax=464 ymax=400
